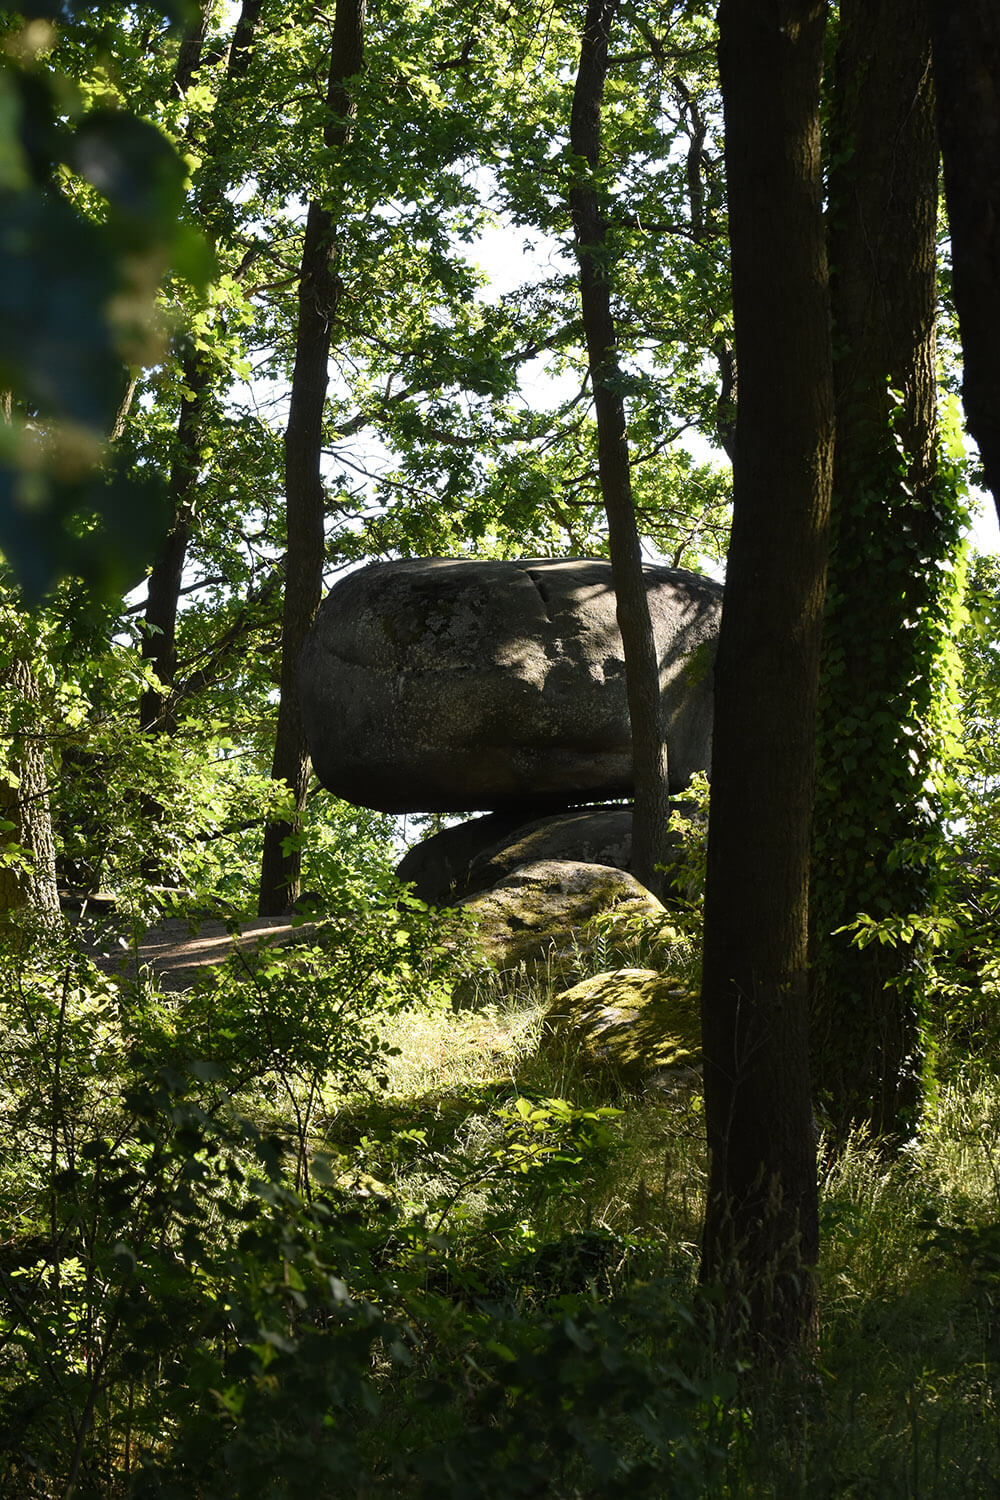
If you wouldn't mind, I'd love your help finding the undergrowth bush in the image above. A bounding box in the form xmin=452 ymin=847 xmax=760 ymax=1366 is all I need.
xmin=6 ymin=895 xmax=1000 ymax=1498
xmin=0 ymin=918 xmax=732 ymax=1499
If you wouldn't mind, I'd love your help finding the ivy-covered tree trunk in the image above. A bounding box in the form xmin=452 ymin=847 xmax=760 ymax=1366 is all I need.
xmin=258 ymin=0 xmax=365 ymax=916
xmin=568 ymin=0 xmax=669 ymax=897
xmin=930 ymin=0 xmax=1000 ymax=515
xmin=810 ymin=0 xmax=959 ymax=1139
xmin=701 ymin=0 xmax=832 ymax=1357
xmin=0 ymin=657 xmax=60 ymax=922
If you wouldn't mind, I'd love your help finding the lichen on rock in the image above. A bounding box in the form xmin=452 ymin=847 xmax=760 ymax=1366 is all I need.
xmin=457 ymin=858 xmax=666 ymax=983
xmin=543 ymin=967 xmax=701 ymax=1088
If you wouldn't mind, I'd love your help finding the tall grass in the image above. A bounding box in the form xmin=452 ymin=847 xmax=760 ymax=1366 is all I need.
xmin=354 ymin=989 xmax=1000 ymax=1498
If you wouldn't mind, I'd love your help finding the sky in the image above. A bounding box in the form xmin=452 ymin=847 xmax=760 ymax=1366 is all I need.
xmin=969 ymin=491 xmax=1000 ymax=555
xmin=471 ymin=217 xmax=1000 ymax=570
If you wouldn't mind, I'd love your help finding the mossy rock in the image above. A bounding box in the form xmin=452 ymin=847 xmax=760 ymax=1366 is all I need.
xmin=454 ymin=859 xmax=668 ymax=1000
xmin=543 ymin=967 xmax=700 ymax=1087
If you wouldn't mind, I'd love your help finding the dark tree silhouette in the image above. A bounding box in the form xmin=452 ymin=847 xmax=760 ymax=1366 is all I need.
xmin=930 ymin=0 xmax=1000 ymax=514
xmin=701 ymin=0 xmax=833 ymax=1356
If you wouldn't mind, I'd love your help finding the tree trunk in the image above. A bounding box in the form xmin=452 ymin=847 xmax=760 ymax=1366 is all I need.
xmin=811 ymin=0 xmax=941 ymax=1140
xmin=930 ymin=0 xmax=1000 ymax=515
xmin=568 ymin=0 xmax=669 ymax=897
xmin=140 ymin=358 xmax=207 ymax=735
xmin=0 ymin=657 xmax=60 ymax=922
xmin=257 ymin=0 xmax=365 ymax=916
xmin=139 ymin=0 xmax=266 ymax=736
xmin=173 ymin=0 xmax=214 ymax=95
xmin=701 ymin=0 xmax=832 ymax=1357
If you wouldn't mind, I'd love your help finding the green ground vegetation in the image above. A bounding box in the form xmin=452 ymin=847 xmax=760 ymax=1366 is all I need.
xmin=4 ymin=853 xmax=1000 ymax=1498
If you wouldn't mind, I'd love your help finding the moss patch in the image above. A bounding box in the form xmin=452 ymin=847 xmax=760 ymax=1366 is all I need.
xmin=543 ymin=967 xmax=700 ymax=1088
xmin=457 ymin=859 xmax=666 ymax=992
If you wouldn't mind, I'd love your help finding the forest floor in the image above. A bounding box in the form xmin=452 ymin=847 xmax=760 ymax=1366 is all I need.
xmin=77 ymin=914 xmax=322 ymax=989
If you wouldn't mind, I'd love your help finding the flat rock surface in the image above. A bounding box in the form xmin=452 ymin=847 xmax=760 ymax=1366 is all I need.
xmin=79 ymin=916 xmax=320 ymax=991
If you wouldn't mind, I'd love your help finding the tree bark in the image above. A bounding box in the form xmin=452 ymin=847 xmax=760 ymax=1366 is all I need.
xmin=173 ymin=0 xmax=214 ymax=95
xmin=257 ymin=0 xmax=365 ymax=915
xmin=568 ymin=0 xmax=669 ymax=897
xmin=929 ymin=0 xmax=1000 ymax=515
xmin=701 ymin=0 xmax=832 ymax=1357
xmin=811 ymin=0 xmax=940 ymax=1140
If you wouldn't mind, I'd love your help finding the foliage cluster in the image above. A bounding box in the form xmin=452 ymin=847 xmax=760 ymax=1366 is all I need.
xmin=0 ymin=910 xmax=727 ymax=1499
xmin=6 ymin=883 xmax=1000 ymax=1497
xmin=5 ymin=0 xmax=733 ymax=592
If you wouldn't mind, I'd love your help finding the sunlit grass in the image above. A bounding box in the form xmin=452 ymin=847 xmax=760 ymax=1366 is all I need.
xmin=367 ymin=979 xmax=1000 ymax=1494
xmin=378 ymin=992 xmax=546 ymax=1099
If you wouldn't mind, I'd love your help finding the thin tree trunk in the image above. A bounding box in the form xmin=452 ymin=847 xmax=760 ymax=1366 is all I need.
xmin=173 ymin=0 xmax=215 ymax=96
xmin=227 ymin=0 xmax=264 ymax=75
xmin=257 ymin=0 xmax=365 ymax=915
xmin=811 ymin=0 xmax=940 ymax=1140
xmin=701 ymin=0 xmax=832 ymax=1357
xmin=109 ymin=373 xmax=138 ymax=443
xmin=0 ymin=658 xmax=60 ymax=922
xmin=140 ymin=360 xmax=207 ymax=734
xmin=929 ymin=0 xmax=1000 ymax=516
xmin=568 ymin=0 xmax=669 ymax=897
xmin=139 ymin=0 xmax=266 ymax=735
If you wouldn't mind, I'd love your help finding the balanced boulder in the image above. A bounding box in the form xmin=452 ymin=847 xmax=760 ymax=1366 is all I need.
xmin=299 ymin=557 xmax=722 ymax=814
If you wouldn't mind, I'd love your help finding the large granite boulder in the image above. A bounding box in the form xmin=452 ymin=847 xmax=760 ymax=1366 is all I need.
xmin=396 ymin=805 xmax=635 ymax=905
xmin=398 ymin=802 xmax=703 ymax=905
xmin=395 ymin=811 xmax=549 ymax=905
xmin=299 ymin=557 xmax=722 ymax=814
xmin=454 ymin=859 xmax=667 ymax=998
xmin=462 ymin=805 xmax=681 ymax=901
